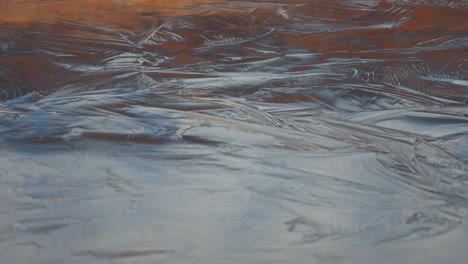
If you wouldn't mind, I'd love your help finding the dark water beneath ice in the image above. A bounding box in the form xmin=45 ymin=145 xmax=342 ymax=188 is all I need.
xmin=1 ymin=1 xmax=468 ymax=263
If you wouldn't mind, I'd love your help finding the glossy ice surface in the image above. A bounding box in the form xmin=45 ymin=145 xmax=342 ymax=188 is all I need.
xmin=1 ymin=1 xmax=468 ymax=263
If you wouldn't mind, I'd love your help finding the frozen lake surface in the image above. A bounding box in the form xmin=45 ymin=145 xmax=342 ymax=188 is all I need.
xmin=1 ymin=1 xmax=468 ymax=263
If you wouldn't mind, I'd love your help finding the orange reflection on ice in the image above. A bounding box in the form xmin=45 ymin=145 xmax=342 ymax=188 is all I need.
xmin=0 ymin=0 xmax=218 ymax=27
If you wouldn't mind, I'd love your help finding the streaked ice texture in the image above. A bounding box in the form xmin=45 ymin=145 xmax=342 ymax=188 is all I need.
xmin=0 ymin=1 xmax=467 ymax=263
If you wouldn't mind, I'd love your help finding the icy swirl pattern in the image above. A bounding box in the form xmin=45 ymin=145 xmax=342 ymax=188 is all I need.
xmin=0 ymin=1 xmax=467 ymax=263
